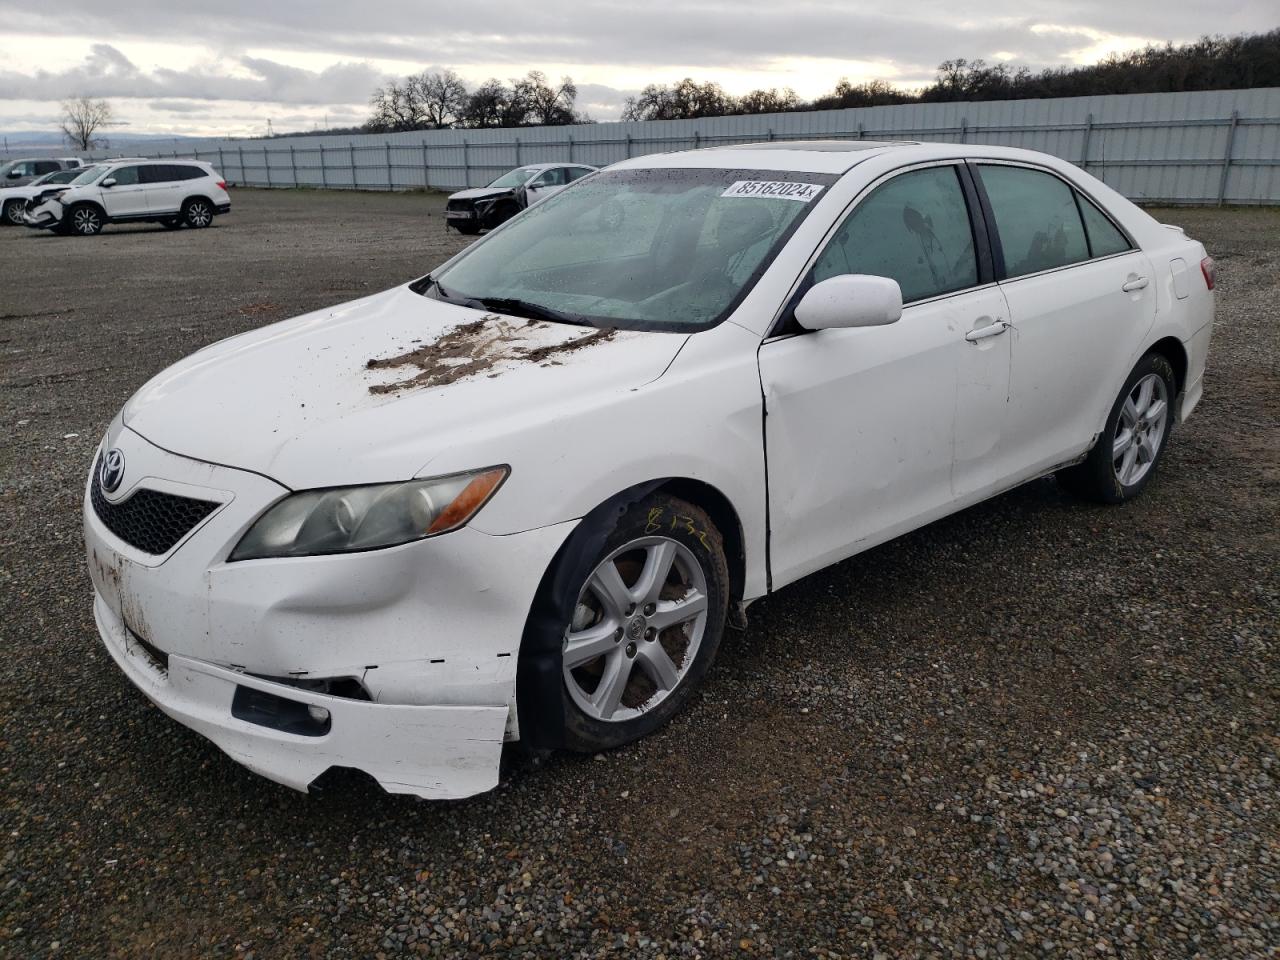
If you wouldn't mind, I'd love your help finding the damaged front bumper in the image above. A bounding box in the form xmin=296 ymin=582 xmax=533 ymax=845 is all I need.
xmin=24 ymin=199 xmax=61 ymax=228
xmin=84 ymin=422 xmax=576 ymax=800
xmin=94 ymin=594 xmax=509 ymax=797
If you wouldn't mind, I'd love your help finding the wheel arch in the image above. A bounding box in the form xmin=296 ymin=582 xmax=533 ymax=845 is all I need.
xmin=1147 ymin=335 xmax=1188 ymax=400
xmin=514 ymin=476 xmax=747 ymax=750
xmin=181 ymin=194 xmax=215 ymax=211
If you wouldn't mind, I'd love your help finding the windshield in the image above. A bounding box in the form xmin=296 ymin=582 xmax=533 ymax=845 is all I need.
xmin=486 ymin=166 xmax=541 ymax=189
xmin=68 ymin=164 xmax=108 ymax=186
xmin=38 ymin=169 xmax=81 ymax=185
xmin=429 ymin=167 xmax=834 ymax=331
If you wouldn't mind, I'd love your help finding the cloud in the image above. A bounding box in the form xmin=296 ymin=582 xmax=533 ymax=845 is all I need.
xmin=0 ymin=43 xmax=389 ymax=106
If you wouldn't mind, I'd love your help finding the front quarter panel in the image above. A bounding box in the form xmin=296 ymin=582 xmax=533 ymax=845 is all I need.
xmin=460 ymin=320 xmax=771 ymax=599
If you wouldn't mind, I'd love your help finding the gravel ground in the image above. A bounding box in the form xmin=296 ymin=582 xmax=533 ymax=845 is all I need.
xmin=0 ymin=190 xmax=1276 ymax=959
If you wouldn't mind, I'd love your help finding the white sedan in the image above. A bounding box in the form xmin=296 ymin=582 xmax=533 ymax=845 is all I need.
xmin=85 ymin=140 xmax=1215 ymax=799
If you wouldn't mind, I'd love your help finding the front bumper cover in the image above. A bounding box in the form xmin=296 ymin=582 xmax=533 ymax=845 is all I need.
xmin=94 ymin=594 xmax=508 ymax=797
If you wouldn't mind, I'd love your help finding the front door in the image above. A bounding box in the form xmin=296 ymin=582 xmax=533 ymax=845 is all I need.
xmin=759 ymin=163 xmax=1011 ymax=588
xmin=100 ymin=165 xmax=150 ymax=218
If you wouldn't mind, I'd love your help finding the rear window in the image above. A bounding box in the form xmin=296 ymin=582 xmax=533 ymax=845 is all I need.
xmin=1077 ymin=195 xmax=1132 ymax=258
xmin=978 ymin=164 xmax=1089 ymax=278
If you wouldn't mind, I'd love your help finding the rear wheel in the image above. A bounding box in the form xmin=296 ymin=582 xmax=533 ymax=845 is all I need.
xmin=2 ymin=199 xmax=25 ymax=226
xmin=69 ymin=204 xmax=104 ymax=236
xmin=182 ymin=199 xmax=213 ymax=228
xmin=1058 ymin=351 xmax=1177 ymax=504
xmin=550 ymin=494 xmax=729 ymax=752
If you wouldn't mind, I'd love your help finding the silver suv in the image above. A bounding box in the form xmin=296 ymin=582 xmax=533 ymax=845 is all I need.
xmin=0 ymin=157 xmax=82 ymax=188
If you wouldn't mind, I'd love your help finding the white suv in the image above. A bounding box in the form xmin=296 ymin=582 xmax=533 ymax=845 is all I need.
xmin=25 ymin=159 xmax=231 ymax=235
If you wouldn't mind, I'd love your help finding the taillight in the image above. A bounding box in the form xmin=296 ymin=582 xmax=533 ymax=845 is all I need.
xmin=1200 ymin=256 xmax=1216 ymax=290
xmin=216 ymin=180 xmax=227 ymax=190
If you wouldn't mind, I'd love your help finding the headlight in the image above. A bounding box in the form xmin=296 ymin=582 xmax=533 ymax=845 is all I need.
xmin=229 ymin=466 xmax=508 ymax=561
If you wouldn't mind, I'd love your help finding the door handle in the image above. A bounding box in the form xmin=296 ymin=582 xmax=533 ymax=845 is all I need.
xmin=964 ymin=320 xmax=1010 ymax=342
xmin=1122 ymin=276 xmax=1149 ymax=292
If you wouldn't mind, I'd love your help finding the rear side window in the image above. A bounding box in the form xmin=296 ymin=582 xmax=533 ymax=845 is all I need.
xmin=979 ymin=165 xmax=1088 ymax=278
xmin=140 ymin=165 xmax=174 ymax=184
xmin=812 ymin=165 xmax=978 ymax=303
xmin=1077 ymin=195 xmax=1132 ymax=258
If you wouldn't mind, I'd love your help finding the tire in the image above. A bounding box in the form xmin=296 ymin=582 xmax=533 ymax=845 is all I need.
xmin=1058 ymin=351 xmax=1177 ymax=504
xmin=182 ymin=198 xmax=213 ymax=228
xmin=486 ymin=202 xmax=520 ymax=230
xmin=160 ymin=217 xmax=182 ymax=229
xmin=532 ymin=493 xmax=730 ymax=753
xmin=68 ymin=204 xmax=104 ymax=236
xmin=2 ymin=199 xmax=24 ymax=226
xmin=453 ymin=221 xmax=481 ymax=235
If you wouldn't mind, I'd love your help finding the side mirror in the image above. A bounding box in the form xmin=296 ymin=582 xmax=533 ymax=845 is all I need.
xmin=794 ymin=274 xmax=903 ymax=331
xmin=101 ymin=177 xmax=117 ymax=188
xmin=6 ymin=170 xmax=21 ymax=179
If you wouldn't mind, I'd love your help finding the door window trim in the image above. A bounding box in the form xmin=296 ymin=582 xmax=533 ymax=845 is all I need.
xmin=966 ymin=159 xmax=1138 ymax=284
xmin=765 ymin=159 xmax=995 ymax=339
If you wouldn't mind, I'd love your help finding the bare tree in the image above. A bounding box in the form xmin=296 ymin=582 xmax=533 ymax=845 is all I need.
xmin=60 ymin=96 xmax=115 ymax=150
xmin=411 ymin=69 xmax=469 ymax=128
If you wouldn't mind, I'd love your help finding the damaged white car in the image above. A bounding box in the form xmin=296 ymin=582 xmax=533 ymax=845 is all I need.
xmin=86 ymin=141 xmax=1215 ymax=799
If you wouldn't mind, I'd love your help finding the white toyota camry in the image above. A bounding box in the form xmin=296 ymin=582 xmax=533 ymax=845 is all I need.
xmin=85 ymin=140 xmax=1215 ymax=799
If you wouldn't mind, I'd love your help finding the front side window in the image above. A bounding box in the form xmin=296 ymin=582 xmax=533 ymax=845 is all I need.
xmin=533 ymin=168 xmax=567 ymax=188
xmin=428 ymin=167 xmax=835 ymax=331
xmin=811 ymin=165 xmax=978 ymax=303
xmin=109 ymin=166 xmax=141 ymax=186
xmin=35 ymin=161 xmax=60 ymax=175
xmin=2 ymin=161 xmax=34 ymax=178
xmin=979 ymin=165 xmax=1089 ymax=278
xmin=567 ymin=166 xmax=594 ymax=182
xmin=487 ymin=166 xmax=539 ymax=189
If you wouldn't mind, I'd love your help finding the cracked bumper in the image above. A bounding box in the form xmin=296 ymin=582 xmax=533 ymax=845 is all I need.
xmin=94 ymin=593 xmax=508 ymax=797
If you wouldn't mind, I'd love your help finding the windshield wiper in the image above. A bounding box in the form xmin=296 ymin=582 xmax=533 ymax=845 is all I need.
xmin=474 ymin=297 xmax=592 ymax=327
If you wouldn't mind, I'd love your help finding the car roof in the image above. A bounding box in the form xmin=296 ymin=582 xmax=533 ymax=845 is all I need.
xmin=523 ymin=162 xmax=596 ymax=170
xmin=610 ymin=140 xmax=1072 ymax=175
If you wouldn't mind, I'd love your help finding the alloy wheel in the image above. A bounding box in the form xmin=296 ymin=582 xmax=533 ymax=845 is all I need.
xmin=187 ymin=202 xmax=212 ymax=227
xmin=1113 ymin=373 xmax=1169 ymax=487
xmin=73 ymin=208 xmax=101 ymax=235
xmin=5 ymin=202 xmax=23 ymax=225
xmin=562 ymin=536 xmax=709 ymax=723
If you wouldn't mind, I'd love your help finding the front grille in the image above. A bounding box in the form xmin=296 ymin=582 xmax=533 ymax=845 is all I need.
xmin=91 ymin=457 xmax=220 ymax=555
xmin=446 ymin=198 xmax=472 ymax=211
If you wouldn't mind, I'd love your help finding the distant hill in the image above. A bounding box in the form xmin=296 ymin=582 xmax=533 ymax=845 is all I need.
xmin=0 ymin=131 xmax=202 ymax=152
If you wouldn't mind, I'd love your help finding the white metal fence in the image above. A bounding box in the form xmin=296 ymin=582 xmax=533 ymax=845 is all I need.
xmin=19 ymin=87 xmax=1280 ymax=205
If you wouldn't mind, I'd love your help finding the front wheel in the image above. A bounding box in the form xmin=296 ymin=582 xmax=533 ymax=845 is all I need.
xmin=69 ymin=204 xmax=104 ymax=236
xmin=453 ymin=221 xmax=481 ymax=235
xmin=1058 ymin=351 xmax=1177 ymax=504
xmin=2 ymin=199 xmax=25 ymax=226
xmin=549 ymin=494 xmax=730 ymax=752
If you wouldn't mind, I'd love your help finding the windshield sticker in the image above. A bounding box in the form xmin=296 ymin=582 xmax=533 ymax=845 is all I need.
xmin=721 ymin=180 xmax=823 ymax=202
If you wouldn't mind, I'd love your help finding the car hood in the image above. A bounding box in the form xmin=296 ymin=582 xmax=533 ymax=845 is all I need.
xmin=122 ymin=286 xmax=686 ymax=489
xmin=448 ymin=187 xmax=515 ymax=203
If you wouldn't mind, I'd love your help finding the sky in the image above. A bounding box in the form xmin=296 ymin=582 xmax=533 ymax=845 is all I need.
xmin=0 ymin=1 xmax=1273 ymax=140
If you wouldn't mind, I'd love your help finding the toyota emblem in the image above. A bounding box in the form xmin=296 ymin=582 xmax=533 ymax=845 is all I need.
xmin=100 ymin=448 xmax=126 ymax=493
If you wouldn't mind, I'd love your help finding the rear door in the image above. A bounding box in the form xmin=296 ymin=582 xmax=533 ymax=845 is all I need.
xmin=971 ymin=162 xmax=1156 ymax=481
xmin=100 ymin=165 xmax=150 ymax=217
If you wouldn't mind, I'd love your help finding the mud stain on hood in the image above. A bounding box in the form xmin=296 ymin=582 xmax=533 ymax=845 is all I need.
xmin=365 ymin=315 xmax=618 ymax=394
